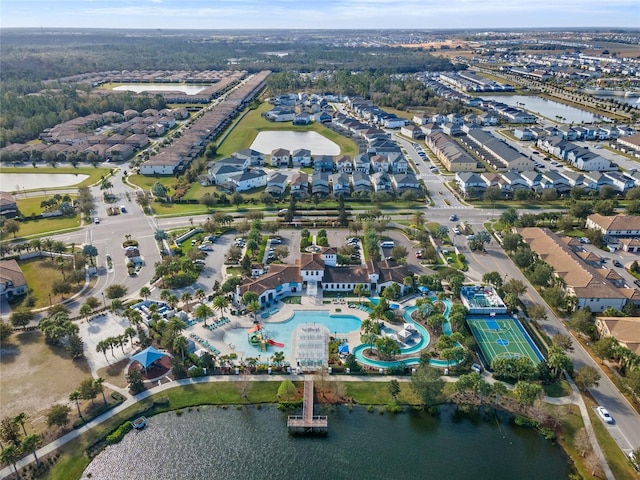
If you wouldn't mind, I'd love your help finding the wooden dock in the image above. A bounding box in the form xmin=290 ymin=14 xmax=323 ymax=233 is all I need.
xmin=287 ymin=380 xmax=328 ymax=435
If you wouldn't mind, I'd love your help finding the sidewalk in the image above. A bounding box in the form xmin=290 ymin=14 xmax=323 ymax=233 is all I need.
xmin=0 ymin=372 xmax=612 ymax=479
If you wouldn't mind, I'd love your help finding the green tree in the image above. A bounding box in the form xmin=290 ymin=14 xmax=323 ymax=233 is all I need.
xmin=94 ymin=377 xmax=107 ymax=404
xmin=592 ymin=336 xmax=618 ymax=364
xmin=374 ymin=336 xmax=400 ymax=360
xmin=126 ymin=369 xmax=145 ymax=394
xmin=3 ymin=219 xmax=20 ymax=238
xmin=0 ymin=443 xmax=21 ymax=476
xmin=388 ymin=379 xmax=401 ymax=400
xmin=69 ymin=390 xmax=83 ymax=418
xmin=0 ymin=416 xmax=21 ymax=447
xmin=277 ymin=379 xmax=298 ymax=401
xmin=140 ymin=286 xmax=151 ymax=300
xmin=213 ymin=295 xmax=230 ymax=320
xmin=411 ymin=364 xmax=445 ymax=407
xmin=79 ymin=378 xmax=98 ymax=405
xmin=194 ymin=303 xmax=214 ymax=327
xmin=105 ymin=284 xmax=127 ymax=299
xmin=482 ymin=271 xmax=503 ymax=289
xmin=10 ymin=308 xmax=33 ymax=330
xmin=574 ymin=366 xmax=601 ymax=391
xmin=513 ymin=381 xmax=542 ymax=406
xmin=38 ymin=311 xmax=78 ymax=344
xmin=21 ymin=433 xmax=42 ymax=466
xmin=46 ymin=404 xmax=71 ymax=429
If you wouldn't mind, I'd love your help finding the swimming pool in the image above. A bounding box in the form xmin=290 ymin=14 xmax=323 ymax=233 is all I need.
xmin=223 ymin=310 xmax=361 ymax=361
xmin=354 ymin=299 xmax=460 ymax=369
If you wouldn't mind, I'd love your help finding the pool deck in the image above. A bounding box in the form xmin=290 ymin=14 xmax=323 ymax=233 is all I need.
xmin=186 ymin=295 xmax=373 ymax=364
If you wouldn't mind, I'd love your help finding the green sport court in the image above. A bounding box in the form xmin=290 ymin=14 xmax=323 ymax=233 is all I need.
xmin=466 ymin=315 xmax=545 ymax=367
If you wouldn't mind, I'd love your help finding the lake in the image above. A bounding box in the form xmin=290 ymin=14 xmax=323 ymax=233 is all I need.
xmin=593 ymin=94 xmax=640 ymax=108
xmin=82 ymin=405 xmax=572 ymax=480
xmin=480 ymin=94 xmax=605 ymax=124
xmin=113 ymin=84 xmax=208 ymax=95
xmin=250 ymin=131 xmax=341 ymax=156
xmin=2 ymin=173 xmax=89 ymax=191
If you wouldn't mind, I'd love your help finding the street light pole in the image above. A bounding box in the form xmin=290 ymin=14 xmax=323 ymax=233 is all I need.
xmin=101 ymin=292 xmax=106 ymax=307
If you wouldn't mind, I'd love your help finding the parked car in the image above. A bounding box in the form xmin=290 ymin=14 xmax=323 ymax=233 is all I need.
xmin=415 ymin=250 xmax=423 ymax=258
xmin=466 ymin=235 xmax=475 ymax=241
xmin=119 ymin=205 xmax=127 ymax=213
xmin=453 ymin=227 xmax=460 ymax=235
xmin=596 ymin=406 xmax=614 ymax=424
xmin=579 ymin=237 xmax=591 ymax=244
xmin=613 ymin=260 xmax=623 ymax=268
xmin=94 ymin=217 xmax=100 ymax=224
xmin=270 ymin=238 xmax=282 ymax=244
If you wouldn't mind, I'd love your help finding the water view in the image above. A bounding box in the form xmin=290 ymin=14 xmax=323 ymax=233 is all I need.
xmin=82 ymin=405 xmax=572 ymax=480
xmin=250 ymin=131 xmax=341 ymax=156
xmin=480 ymin=94 xmax=605 ymax=124
xmin=112 ymin=84 xmax=208 ymax=95
xmin=593 ymin=94 xmax=640 ymax=107
xmin=2 ymin=173 xmax=89 ymax=191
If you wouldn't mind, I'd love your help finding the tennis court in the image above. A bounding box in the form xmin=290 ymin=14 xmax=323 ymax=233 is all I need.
xmin=466 ymin=315 xmax=545 ymax=367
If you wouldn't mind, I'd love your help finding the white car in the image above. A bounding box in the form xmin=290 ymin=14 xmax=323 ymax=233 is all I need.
xmin=596 ymin=406 xmax=613 ymax=424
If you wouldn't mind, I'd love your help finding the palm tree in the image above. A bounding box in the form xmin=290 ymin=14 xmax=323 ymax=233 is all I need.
xmin=168 ymin=294 xmax=179 ymax=310
xmin=140 ymin=286 xmax=151 ymax=301
xmin=245 ymin=357 xmax=258 ymax=372
xmin=110 ymin=299 xmax=124 ymax=316
xmin=213 ymin=295 xmax=230 ymax=321
xmin=168 ymin=317 xmax=187 ymax=338
xmin=21 ymin=433 xmax=42 ymax=467
xmin=12 ymin=412 xmax=28 ymax=436
xmin=173 ymin=336 xmax=188 ymax=361
xmin=272 ymin=351 xmax=285 ymax=366
xmin=124 ymin=327 xmax=136 ymax=346
xmin=94 ymin=377 xmax=107 ymax=404
xmin=79 ymin=303 xmax=92 ymax=322
xmin=194 ymin=288 xmax=206 ymax=304
xmin=160 ymin=289 xmax=171 ymax=303
xmin=69 ymin=390 xmax=83 ymax=418
xmin=354 ymin=284 xmax=366 ymax=304
xmin=194 ymin=303 xmax=213 ymax=327
xmin=100 ymin=178 xmax=113 ymax=195
xmin=247 ymin=301 xmax=261 ymax=322
xmin=96 ymin=340 xmax=108 ymax=361
xmin=181 ymin=292 xmax=193 ymax=312
xmin=0 ymin=443 xmax=20 ymax=475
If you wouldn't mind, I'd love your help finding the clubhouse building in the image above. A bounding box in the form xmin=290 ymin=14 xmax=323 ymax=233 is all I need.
xmin=233 ymin=248 xmax=413 ymax=307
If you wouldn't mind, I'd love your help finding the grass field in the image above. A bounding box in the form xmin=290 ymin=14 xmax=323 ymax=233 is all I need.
xmin=0 ymin=166 xmax=113 ymax=191
xmin=16 ymin=195 xmax=77 ymax=217
xmin=19 ymin=256 xmax=84 ymax=308
xmin=5 ymin=215 xmax=82 ymax=240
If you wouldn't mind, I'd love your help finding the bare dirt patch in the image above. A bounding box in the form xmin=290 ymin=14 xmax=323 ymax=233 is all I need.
xmin=96 ymin=358 xmax=129 ymax=389
xmin=0 ymin=330 xmax=91 ymax=433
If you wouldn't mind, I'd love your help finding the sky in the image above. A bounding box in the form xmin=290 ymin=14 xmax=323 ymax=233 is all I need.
xmin=1 ymin=0 xmax=639 ymax=30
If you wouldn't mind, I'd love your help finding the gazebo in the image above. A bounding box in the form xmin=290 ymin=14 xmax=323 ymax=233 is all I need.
xmin=130 ymin=346 xmax=168 ymax=374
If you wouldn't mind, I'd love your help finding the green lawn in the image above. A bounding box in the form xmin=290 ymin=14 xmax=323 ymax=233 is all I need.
xmin=8 ymin=215 xmax=82 ymax=239
xmin=0 ymin=166 xmax=113 ymax=191
xmin=16 ymin=195 xmax=77 ymax=217
xmin=127 ymin=174 xmax=176 ymax=192
xmin=19 ymin=256 xmax=83 ymax=308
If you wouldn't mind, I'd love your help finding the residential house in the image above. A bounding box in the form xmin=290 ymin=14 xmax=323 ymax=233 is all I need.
xmin=314 ymin=155 xmax=334 ymax=172
xmin=603 ymin=172 xmax=634 ymax=192
xmin=426 ymin=133 xmax=482 ymax=172
xmin=371 ymin=172 xmax=393 ymax=193
xmin=234 ymin=148 xmax=266 ymax=167
xmin=392 ymin=172 xmax=421 ymax=194
xmin=557 ymin=126 xmax=578 ymax=141
xmin=400 ymin=125 xmax=423 ymax=139
xmin=265 ymin=173 xmax=289 ymax=197
xmin=0 ymin=259 xmax=27 ymax=300
xmin=441 ymin=123 xmax=463 ymax=136
xmin=311 ymin=171 xmax=330 ymax=196
xmin=290 ymin=172 xmax=309 ymax=198
xmin=293 ymin=112 xmax=311 ymax=125
xmin=586 ymin=214 xmax=640 ymax=237
xmin=270 ymin=148 xmax=290 ymax=167
xmin=265 ymin=108 xmax=295 ymax=122
xmin=513 ymin=127 xmax=534 ymax=141
xmin=229 ymin=169 xmax=268 ymax=192
xmin=353 ymin=154 xmax=371 ymax=174
xmin=456 ymin=172 xmax=487 ymax=196
xmin=517 ymin=227 xmax=628 ymax=312
xmin=292 ymin=148 xmax=312 ymax=167
xmin=371 ymin=155 xmax=389 ymax=173
xmin=500 ymin=171 xmax=528 ymax=191
xmin=595 ymin=317 xmax=640 ymax=356
xmin=412 ymin=114 xmax=430 ymax=125
xmin=389 ymin=154 xmax=409 ymax=174
xmin=520 ymin=171 xmax=542 ymax=190
xmin=335 ymin=155 xmax=353 ymax=173
xmin=420 ymin=123 xmax=443 ymax=136
xmin=330 ymin=172 xmax=351 ymax=197
xmin=0 ymin=192 xmax=18 ymax=218
xmin=352 ymin=171 xmax=372 ymax=194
